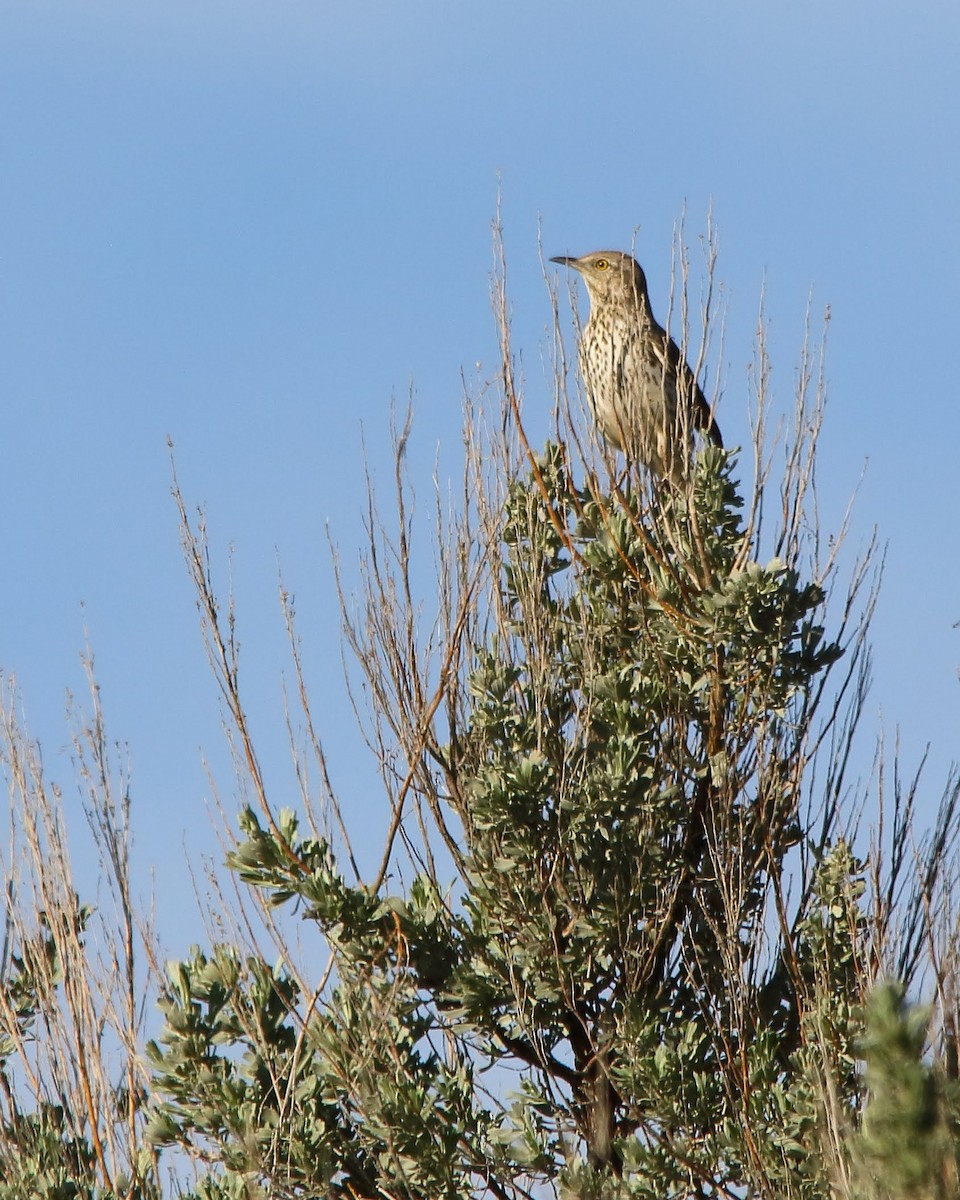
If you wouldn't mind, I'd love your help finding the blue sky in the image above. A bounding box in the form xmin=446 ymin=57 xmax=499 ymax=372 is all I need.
xmin=2 ymin=0 xmax=958 ymax=949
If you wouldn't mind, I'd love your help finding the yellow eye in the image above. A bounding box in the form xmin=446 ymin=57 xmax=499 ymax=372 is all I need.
xmin=595 ymin=258 xmax=609 ymax=271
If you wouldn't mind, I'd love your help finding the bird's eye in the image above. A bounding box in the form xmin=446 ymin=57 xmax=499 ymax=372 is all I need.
xmin=595 ymin=258 xmax=609 ymax=271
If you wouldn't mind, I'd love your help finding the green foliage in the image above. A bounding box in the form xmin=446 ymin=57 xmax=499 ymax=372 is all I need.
xmin=0 ymin=1104 xmax=96 ymax=1200
xmin=852 ymin=984 xmax=960 ymax=1200
xmin=0 ymin=1105 xmax=160 ymax=1200
xmin=453 ymin=446 xmax=845 ymax=1178
xmin=0 ymin=914 xmax=72 ymax=1057
xmin=0 ymin=901 xmax=163 ymax=1200
xmin=142 ymin=446 xmax=901 ymax=1198
xmin=146 ymin=828 xmax=507 ymax=1198
xmin=7 ymin=429 xmax=955 ymax=1197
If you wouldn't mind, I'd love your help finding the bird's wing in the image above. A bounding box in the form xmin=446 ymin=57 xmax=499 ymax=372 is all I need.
xmin=664 ymin=332 xmax=723 ymax=448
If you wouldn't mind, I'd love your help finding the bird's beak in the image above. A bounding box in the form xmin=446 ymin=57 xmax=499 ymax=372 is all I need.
xmin=550 ymin=255 xmax=577 ymax=267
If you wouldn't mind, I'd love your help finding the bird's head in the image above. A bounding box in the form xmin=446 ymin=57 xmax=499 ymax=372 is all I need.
xmin=550 ymin=250 xmax=649 ymax=309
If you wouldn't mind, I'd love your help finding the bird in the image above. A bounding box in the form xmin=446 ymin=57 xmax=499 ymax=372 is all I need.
xmin=551 ymin=250 xmax=722 ymax=482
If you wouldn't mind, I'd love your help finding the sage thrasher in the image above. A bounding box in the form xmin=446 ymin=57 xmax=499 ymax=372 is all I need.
xmin=552 ymin=250 xmax=722 ymax=482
